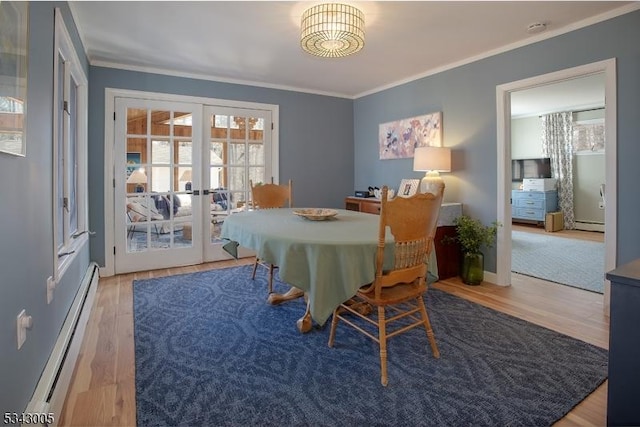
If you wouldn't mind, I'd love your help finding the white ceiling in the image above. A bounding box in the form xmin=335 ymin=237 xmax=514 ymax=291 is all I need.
xmin=69 ymin=1 xmax=636 ymax=99
xmin=511 ymin=73 xmax=606 ymax=118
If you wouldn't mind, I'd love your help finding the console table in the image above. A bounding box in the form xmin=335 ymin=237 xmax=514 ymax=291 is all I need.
xmin=345 ymin=197 xmax=462 ymax=280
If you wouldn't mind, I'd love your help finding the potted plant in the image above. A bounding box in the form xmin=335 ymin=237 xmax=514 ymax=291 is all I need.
xmin=453 ymin=215 xmax=501 ymax=285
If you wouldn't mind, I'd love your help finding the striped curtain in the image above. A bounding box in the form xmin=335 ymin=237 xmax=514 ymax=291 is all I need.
xmin=541 ymin=112 xmax=575 ymax=229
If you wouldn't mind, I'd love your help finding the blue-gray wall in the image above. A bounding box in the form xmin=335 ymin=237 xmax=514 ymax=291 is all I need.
xmin=88 ymin=68 xmax=354 ymax=266
xmin=0 ymin=2 xmax=90 ymax=417
xmin=354 ymin=10 xmax=640 ymax=272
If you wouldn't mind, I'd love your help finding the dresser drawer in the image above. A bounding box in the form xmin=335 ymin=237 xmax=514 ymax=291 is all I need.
xmin=515 ymin=198 xmax=544 ymax=209
xmin=512 ymin=190 xmax=545 ymax=201
xmin=514 ymin=207 xmax=545 ymax=221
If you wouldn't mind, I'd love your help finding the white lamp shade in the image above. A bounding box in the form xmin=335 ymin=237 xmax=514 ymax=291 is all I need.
xmin=127 ymin=168 xmax=147 ymax=184
xmin=179 ymin=169 xmax=192 ymax=182
xmin=413 ymin=146 xmax=451 ymax=172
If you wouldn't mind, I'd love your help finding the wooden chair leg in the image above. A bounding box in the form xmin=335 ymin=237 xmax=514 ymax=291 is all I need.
xmin=378 ymin=306 xmax=389 ymax=387
xmin=418 ymin=296 xmax=440 ymax=358
xmin=328 ymin=309 xmax=340 ymax=348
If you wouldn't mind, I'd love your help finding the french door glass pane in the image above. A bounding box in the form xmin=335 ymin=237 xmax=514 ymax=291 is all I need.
xmin=173 ymin=112 xmax=192 ymax=137
xmin=127 ymin=108 xmax=147 ymax=134
xmin=210 ymin=141 xmax=224 ymax=165
xmin=228 ymin=142 xmax=245 ymax=165
xmin=151 ymin=166 xmax=171 ymax=193
xmin=151 ymin=110 xmax=170 ymax=136
xmin=177 ymin=141 xmax=192 ymax=164
xmin=248 ymin=167 xmax=264 ymax=185
xmin=151 ymin=139 xmax=170 ymax=164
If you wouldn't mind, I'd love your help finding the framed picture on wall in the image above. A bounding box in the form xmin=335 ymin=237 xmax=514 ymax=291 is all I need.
xmin=378 ymin=111 xmax=442 ymax=160
xmin=126 ymin=152 xmax=141 ymax=177
xmin=0 ymin=2 xmax=29 ymax=157
xmin=398 ymin=179 xmax=420 ymax=198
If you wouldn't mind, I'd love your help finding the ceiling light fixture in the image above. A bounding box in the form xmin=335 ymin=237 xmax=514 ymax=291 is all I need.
xmin=300 ymin=3 xmax=365 ymax=58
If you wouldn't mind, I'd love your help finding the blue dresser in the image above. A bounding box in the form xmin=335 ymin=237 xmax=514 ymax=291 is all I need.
xmin=511 ymin=190 xmax=558 ymax=224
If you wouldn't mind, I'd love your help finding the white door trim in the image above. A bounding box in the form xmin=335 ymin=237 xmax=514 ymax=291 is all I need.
xmin=495 ymin=58 xmax=617 ymax=315
xmin=102 ymin=88 xmax=279 ymax=276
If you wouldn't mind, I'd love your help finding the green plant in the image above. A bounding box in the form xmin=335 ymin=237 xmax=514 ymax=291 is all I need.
xmin=453 ymin=215 xmax=501 ymax=255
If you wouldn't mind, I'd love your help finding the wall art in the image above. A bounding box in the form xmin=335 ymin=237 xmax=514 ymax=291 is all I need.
xmin=378 ymin=111 xmax=441 ymax=160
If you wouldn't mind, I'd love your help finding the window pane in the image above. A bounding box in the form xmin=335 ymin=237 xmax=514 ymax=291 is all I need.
xmin=211 ymin=115 xmax=228 ymax=138
xmin=248 ymin=167 xmax=264 ymax=185
xmin=69 ymin=79 xmax=78 ymax=235
xmin=228 ymin=142 xmax=245 ymax=165
xmin=209 ymin=141 xmax=224 ymax=165
xmin=151 ymin=166 xmax=170 ymax=193
xmin=177 ymin=141 xmax=192 ymax=164
xmin=151 ymin=139 xmax=170 ymax=164
xmin=248 ymin=143 xmax=264 ymax=167
xmin=178 ymin=167 xmax=192 ymax=191
xmin=151 ymin=110 xmax=170 ymax=136
xmin=173 ymin=112 xmax=192 ymax=137
xmin=127 ymin=108 xmax=147 ymax=135
xmin=227 ymin=166 xmax=245 ymax=193
xmin=56 ymin=52 xmax=64 ymax=249
xmin=210 ymin=166 xmax=223 ymax=190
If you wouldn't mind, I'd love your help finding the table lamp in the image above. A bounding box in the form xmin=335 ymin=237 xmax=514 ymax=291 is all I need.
xmin=180 ymin=169 xmax=192 ymax=191
xmin=413 ymin=146 xmax=451 ymax=194
xmin=127 ymin=168 xmax=147 ymax=193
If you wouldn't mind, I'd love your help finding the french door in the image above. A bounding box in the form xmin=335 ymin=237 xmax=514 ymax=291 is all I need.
xmin=113 ymin=96 xmax=273 ymax=274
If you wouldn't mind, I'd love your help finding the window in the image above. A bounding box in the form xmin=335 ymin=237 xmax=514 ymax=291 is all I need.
xmin=53 ymin=10 xmax=88 ymax=280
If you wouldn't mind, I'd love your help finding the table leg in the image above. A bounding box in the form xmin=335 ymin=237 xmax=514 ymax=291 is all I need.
xmin=266 ymin=287 xmax=312 ymax=333
xmin=296 ymin=299 xmax=313 ymax=333
xmin=267 ymin=286 xmax=305 ymax=305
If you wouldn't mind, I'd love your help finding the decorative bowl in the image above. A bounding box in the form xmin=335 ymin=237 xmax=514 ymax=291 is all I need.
xmin=292 ymin=208 xmax=338 ymax=221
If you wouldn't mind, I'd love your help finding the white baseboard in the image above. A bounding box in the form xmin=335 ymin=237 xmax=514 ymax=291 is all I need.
xmin=25 ymin=262 xmax=99 ymax=426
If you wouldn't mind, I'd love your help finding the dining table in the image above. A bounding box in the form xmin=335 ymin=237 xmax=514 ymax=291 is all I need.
xmin=221 ymin=208 xmax=438 ymax=333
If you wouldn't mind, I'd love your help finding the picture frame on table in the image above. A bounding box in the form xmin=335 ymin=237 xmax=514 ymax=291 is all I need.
xmin=398 ymin=179 xmax=420 ymax=198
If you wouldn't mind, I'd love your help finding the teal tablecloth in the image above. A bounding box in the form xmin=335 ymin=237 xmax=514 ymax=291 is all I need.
xmin=221 ymin=208 xmax=438 ymax=326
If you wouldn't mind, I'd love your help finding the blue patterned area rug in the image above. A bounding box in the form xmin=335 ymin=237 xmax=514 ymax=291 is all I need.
xmin=512 ymin=230 xmax=605 ymax=293
xmin=133 ymin=265 xmax=607 ymax=426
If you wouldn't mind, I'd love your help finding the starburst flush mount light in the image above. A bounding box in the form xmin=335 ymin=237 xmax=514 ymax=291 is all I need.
xmin=300 ymin=3 xmax=365 ymax=58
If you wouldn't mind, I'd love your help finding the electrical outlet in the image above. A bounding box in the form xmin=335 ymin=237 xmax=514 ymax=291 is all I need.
xmin=17 ymin=309 xmax=33 ymax=350
xmin=47 ymin=276 xmax=56 ymax=304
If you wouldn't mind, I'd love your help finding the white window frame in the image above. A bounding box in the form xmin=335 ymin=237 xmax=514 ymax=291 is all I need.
xmin=53 ymin=9 xmax=89 ymax=282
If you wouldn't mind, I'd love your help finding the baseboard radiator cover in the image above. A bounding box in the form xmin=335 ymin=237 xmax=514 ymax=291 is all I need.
xmin=575 ymin=220 xmax=605 ymax=233
xmin=25 ymin=262 xmax=100 ymax=426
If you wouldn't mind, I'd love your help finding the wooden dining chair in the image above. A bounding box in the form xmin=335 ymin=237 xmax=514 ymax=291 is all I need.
xmin=249 ymin=178 xmax=293 ymax=293
xmin=328 ymin=183 xmax=445 ymax=386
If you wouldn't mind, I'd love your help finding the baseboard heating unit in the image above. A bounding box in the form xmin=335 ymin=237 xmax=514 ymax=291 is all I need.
xmin=25 ymin=262 xmax=100 ymax=426
xmin=575 ymin=220 xmax=605 ymax=233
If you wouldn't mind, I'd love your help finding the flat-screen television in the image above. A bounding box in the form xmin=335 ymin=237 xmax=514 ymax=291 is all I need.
xmin=512 ymin=158 xmax=552 ymax=181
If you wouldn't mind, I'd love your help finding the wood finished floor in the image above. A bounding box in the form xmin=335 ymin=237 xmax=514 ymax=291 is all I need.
xmin=59 ymin=240 xmax=609 ymax=426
